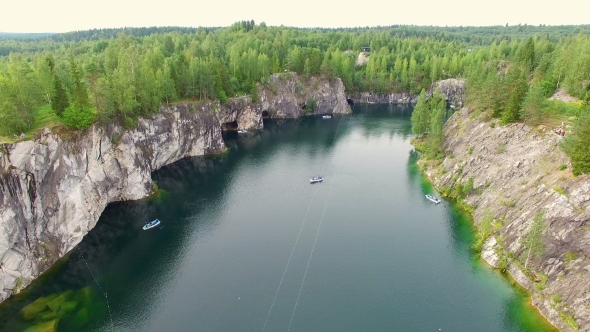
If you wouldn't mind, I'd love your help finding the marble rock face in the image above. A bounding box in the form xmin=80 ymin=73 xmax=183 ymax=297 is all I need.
xmin=0 ymin=73 xmax=351 ymax=303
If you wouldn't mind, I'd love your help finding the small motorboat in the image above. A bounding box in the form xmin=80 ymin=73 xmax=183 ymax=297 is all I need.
xmin=425 ymin=194 xmax=441 ymax=204
xmin=322 ymin=115 xmax=332 ymax=119
xmin=143 ymin=219 xmax=161 ymax=230
xmin=310 ymin=176 xmax=323 ymax=183
xmin=237 ymin=130 xmax=248 ymax=134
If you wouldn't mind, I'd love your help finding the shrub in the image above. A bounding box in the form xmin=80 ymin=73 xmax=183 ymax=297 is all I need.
xmin=538 ymin=79 xmax=557 ymax=97
xmin=462 ymin=177 xmax=474 ymax=197
xmin=565 ymin=252 xmax=578 ymax=267
xmin=472 ymin=209 xmax=495 ymax=252
xmin=111 ymin=133 xmax=121 ymax=145
xmin=500 ymin=199 xmax=516 ymax=208
xmin=559 ymin=312 xmax=579 ymax=331
xmin=122 ymin=116 xmax=138 ymax=130
xmin=61 ymin=105 xmax=96 ymax=130
xmin=218 ymin=90 xmax=228 ymax=104
xmin=305 ymin=98 xmax=318 ymax=114
xmin=553 ymin=187 xmax=565 ymax=195
xmin=551 ymin=294 xmax=562 ymax=304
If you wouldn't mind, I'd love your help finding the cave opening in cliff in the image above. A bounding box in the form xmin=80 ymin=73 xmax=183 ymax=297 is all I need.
xmin=262 ymin=110 xmax=269 ymax=118
xmin=222 ymin=121 xmax=238 ymax=130
xmin=347 ymin=98 xmax=354 ymax=106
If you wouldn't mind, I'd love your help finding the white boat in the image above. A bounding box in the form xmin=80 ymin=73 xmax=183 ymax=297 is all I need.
xmin=310 ymin=176 xmax=323 ymax=183
xmin=322 ymin=115 xmax=332 ymax=119
xmin=425 ymin=194 xmax=441 ymax=204
xmin=143 ymin=219 xmax=161 ymax=230
xmin=237 ymin=130 xmax=247 ymax=134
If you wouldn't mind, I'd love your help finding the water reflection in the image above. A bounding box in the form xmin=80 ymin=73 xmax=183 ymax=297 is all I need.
xmin=0 ymin=105 xmax=557 ymax=332
xmin=354 ymin=104 xmax=413 ymax=140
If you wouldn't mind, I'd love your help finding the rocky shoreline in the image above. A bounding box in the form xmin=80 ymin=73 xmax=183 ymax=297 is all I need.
xmin=0 ymin=73 xmax=351 ymax=302
xmin=6 ymin=74 xmax=574 ymax=332
xmin=419 ymin=108 xmax=590 ymax=331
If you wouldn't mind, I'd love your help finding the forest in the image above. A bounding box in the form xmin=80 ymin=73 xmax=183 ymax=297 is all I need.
xmin=1 ymin=22 xmax=589 ymax=173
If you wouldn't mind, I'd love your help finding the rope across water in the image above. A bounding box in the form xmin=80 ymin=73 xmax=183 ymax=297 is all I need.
xmin=79 ymin=249 xmax=114 ymax=331
xmin=261 ymin=112 xmax=353 ymax=331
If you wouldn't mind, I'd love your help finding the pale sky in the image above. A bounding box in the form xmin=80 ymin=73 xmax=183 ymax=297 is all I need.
xmin=2 ymin=0 xmax=589 ymax=33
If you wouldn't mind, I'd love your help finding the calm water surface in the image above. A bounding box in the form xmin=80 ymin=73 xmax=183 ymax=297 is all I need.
xmin=0 ymin=104 xmax=555 ymax=331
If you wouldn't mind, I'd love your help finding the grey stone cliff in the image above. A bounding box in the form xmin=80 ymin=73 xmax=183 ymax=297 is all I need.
xmin=259 ymin=72 xmax=351 ymax=117
xmin=421 ymin=108 xmax=590 ymax=331
xmin=349 ymin=78 xmax=465 ymax=108
xmin=0 ymin=74 xmax=350 ymax=302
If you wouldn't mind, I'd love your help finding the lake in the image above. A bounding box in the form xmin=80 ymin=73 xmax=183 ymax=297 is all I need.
xmin=0 ymin=104 xmax=555 ymax=332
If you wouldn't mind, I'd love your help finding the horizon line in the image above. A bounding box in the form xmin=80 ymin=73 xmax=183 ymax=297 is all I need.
xmin=2 ymin=22 xmax=589 ymax=35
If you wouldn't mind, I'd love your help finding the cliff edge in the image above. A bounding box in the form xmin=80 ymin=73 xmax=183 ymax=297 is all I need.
xmin=0 ymin=74 xmax=351 ymax=302
xmin=421 ymin=108 xmax=590 ymax=331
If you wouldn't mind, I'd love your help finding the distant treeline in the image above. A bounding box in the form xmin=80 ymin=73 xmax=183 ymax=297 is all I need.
xmin=3 ymin=23 xmax=588 ymax=45
xmin=1 ymin=22 xmax=589 ymax=174
xmin=0 ymin=32 xmax=55 ymax=41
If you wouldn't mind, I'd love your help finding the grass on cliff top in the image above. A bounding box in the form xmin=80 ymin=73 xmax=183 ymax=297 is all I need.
xmin=31 ymin=105 xmax=63 ymax=132
xmin=539 ymin=100 xmax=582 ymax=128
xmin=0 ymin=105 xmax=64 ymax=144
xmin=470 ymin=99 xmax=580 ymax=131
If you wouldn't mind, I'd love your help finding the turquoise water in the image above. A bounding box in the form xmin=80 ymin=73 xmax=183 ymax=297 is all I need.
xmin=0 ymin=104 xmax=555 ymax=331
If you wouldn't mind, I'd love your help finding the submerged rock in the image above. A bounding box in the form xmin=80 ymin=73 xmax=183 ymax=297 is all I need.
xmin=0 ymin=74 xmax=349 ymax=303
xmin=23 ymin=319 xmax=57 ymax=332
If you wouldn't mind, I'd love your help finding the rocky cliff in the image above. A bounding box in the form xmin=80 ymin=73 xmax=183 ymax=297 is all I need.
xmin=349 ymin=78 xmax=465 ymax=108
xmin=421 ymin=109 xmax=590 ymax=331
xmin=259 ymin=72 xmax=351 ymax=117
xmin=0 ymin=74 xmax=350 ymax=302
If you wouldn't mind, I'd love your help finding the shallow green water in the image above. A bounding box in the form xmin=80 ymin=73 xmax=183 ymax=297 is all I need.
xmin=0 ymin=104 xmax=556 ymax=331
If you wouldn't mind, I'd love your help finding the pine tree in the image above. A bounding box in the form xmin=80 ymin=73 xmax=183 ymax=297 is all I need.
xmin=429 ymin=87 xmax=447 ymax=112
xmin=69 ymin=57 xmax=89 ymax=108
xmin=563 ymin=106 xmax=590 ymax=175
xmin=51 ymin=75 xmax=69 ymax=116
xmin=95 ymin=77 xmax=115 ymax=124
xmin=217 ymin=64 xmax=233 ymax=98
xmin=424 ymin=88 xmax=447 ymax=158
xmin=35 ymin=57 xmax=54 ymax=104
xmin=303 ymin=59 xmax=312 ymax=78
xmin=271 ymin=52 xmax=280 ymax=74
xmin=411 ymin=89 xmax=430 ymax=134
xmin=519 ymin=37 xmax=536 ymax=72
xmin=250 ymin=83 xmax=259 ymax=103
xmin=521 ymin=83 xmax=545 ymax=126
xmin=501 ymin=68 xmax=528 ymax=124
xmin=85 ymin=61 xmax=103 ymax=110
xmin=6 ymin=54 xmax=40 ymax=123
